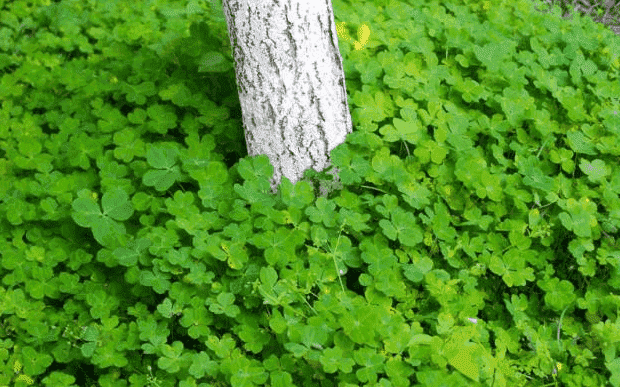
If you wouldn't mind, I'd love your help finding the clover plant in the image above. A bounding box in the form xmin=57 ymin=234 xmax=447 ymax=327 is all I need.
xmin=0 ymin=0 xmax=619 ymax=386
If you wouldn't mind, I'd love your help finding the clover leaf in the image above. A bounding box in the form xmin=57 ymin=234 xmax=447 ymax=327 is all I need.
xmin=71 ymin=188 xmax=134 ymax=248
xmin=320 ymin=346 xmax=355 ymax=373
xmin=80 ymin=325 xmax=100 ymax=358
xmin=158 ymin=341 xmax=186 ymax=373
xmin=539 ymin=277 xmax=577 ymax=311
xmin=143 ymin=144 xmax=184 ymax=191
xmin=188 ymin=352 xmax=219 ymax=379
xmin=113 ymin=238 xmax=151 ymax=267
xmin=378 ymin=207 xmax=423 ymax=247
xmin=558 ymin=197 xmax=599 ymax=238
xmin=354 ymin=347 xmax=385 ymax=383
xmin=209 ymin=292 xmax=240 ymax=317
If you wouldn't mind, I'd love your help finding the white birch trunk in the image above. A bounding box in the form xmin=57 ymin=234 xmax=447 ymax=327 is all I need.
xmin=222 ymin=0 xmax=352 ymax=196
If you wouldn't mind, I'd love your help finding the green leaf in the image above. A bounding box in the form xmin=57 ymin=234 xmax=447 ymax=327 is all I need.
xmin=444 ymin=340 xmax=487 ymax=382
xmin=353 ymin=347 xmax=385 ymax=383
xmin=113 ymin=128 xmax=146 ymax=163
xmin=371 ymin=147 xmax=408 ymax=183
xmin=71 ymin=188 xmax=131 ymax=248
xmin=80 ymin=326 xmax=100 ymax=357
xmin=188 ymin=352 xmax=219 ymax=379
xmin=301 ymin=319 xmax=331 ymax=350
xmin=229 ymin=360 xmax=269 ymax=387
xmin=305 ymin=197 xmax=337 ymax=228
xmin=339 ymin=305 xmax=378 ymax=344
xmin=158 ymin=341 xmax=186 ymax=373
xmin=234 ymin=155 xmax=277 ymax=202
xmin=71 ymin=196 xmax=101 ymax=228
xmin=159 ymin=82 xmax=193 ymax=107
xmin=198 ymin=51 xmax=232 ymax=72
xmin=206 ymin=335 xmax=237 ymax=359
xmin=558 ymin=197 xmax=598 ymax=238
xmin=320 ymin=346 xmax=355 ymax=373
xmin=283 ymin=342 xmax=308 ymax=358
xmin=18 ymin=138 xmax=42 ymax=158
xmin=251 ymin=226 xmax=306 ymax=267
xmin=209 ymin=292 xmax=240 ymax=317
xmin=143 ymin=144 xmax=184 ymax=191
xmin=351 ymin=89 xmax=394 ymax=124
xmin=237 ymin=322 xmax=271 ymax=354
xmin=260 ymin=266 xmax=277 ymax=288
xmin=166 ymin=246 xmax=193 ymax=268
xmin=179 ymin=300 xmax=214 ymax=339
xmin=396 ymin=179 xmax=432 ymax=210
xmin=143 ymin=167 xmax=181 ymax=192
xmin=489 ymin=248 xmax=535 ymax=287
xmin=21 ymin=345 xmax=53 ymax=377
xmin=157 ymin=298 xmax=174 ymax=318
xmin=473 ymin=41 xmax=512 ymax=73
xmin=268 ymin=309 xmax=288 ymax=334
xmin=146 ymin=144 xmax=178 ymax=169
xmin=125 ymin=81 xmax=156 ymax=105
xmin=195 ymin=169 xmax=232 ymax=209
xmin=539 ymin=277 xmax=577 ymax=311
xmin=580 ymin=158 xmax=609 ymax=182
xmin=338 ymin=208 xmax=372 ymax=233
xmin=139 ymin=316 xmax=170 ymax=352
xmin=113 ymin=237 xmax=151 ymax=266
xmin=380 ymin=117 xmax=422 ymax=144
xmin=378 ymin=206 xmax=423 ymax=247
xmin=183 ymin=261 xmax=215 ymax=286
xmin=566 ymin=129 xmax=597 ymax=155
xmin=403 ymin=256 xmax=433 ymax=283
xmin=102 ymin=187 xmax=134 ymax=221
xmin=269 ymin=370 xmax=295 ymax=387
xmin=607 ymin=357 xmax=620 ymax=387
xmin=146 ymin=104 xmax=178 ymax=134
xmin=508 ymin=226 xmax=531 ymax=250
xmin=139 ymin=268 xmax=172 ymax=294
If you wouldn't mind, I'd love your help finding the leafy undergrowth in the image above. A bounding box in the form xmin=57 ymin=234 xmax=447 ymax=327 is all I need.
xmin=0 ymin=0 xmax=619 ymax=386
xmin=529 ymin=0 xmax=620 ymax=36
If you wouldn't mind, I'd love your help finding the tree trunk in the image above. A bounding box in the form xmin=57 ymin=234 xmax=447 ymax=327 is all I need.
xmin=222 ymin=0 xmax=352 ymax=196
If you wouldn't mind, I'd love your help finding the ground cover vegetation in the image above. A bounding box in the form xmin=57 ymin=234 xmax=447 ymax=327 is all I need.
xmin=529 ymin=0 xmax=620 ymax=36
xmin=0 ymin=0 xmax=619 ymax=385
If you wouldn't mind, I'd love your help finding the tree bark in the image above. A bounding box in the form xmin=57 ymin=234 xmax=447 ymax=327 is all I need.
xmin=222 ymin=0 xmax=352 ymax=196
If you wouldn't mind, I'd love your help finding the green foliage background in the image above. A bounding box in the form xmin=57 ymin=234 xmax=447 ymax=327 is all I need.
xmin=0 ymin=0 xmax=619 ymax=386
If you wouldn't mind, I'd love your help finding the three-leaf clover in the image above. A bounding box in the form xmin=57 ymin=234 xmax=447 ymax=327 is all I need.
xmin=71 ymin=188 xmax=134 ymax=248
xmin=143 ymin=145 xmax=184 ymax=191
